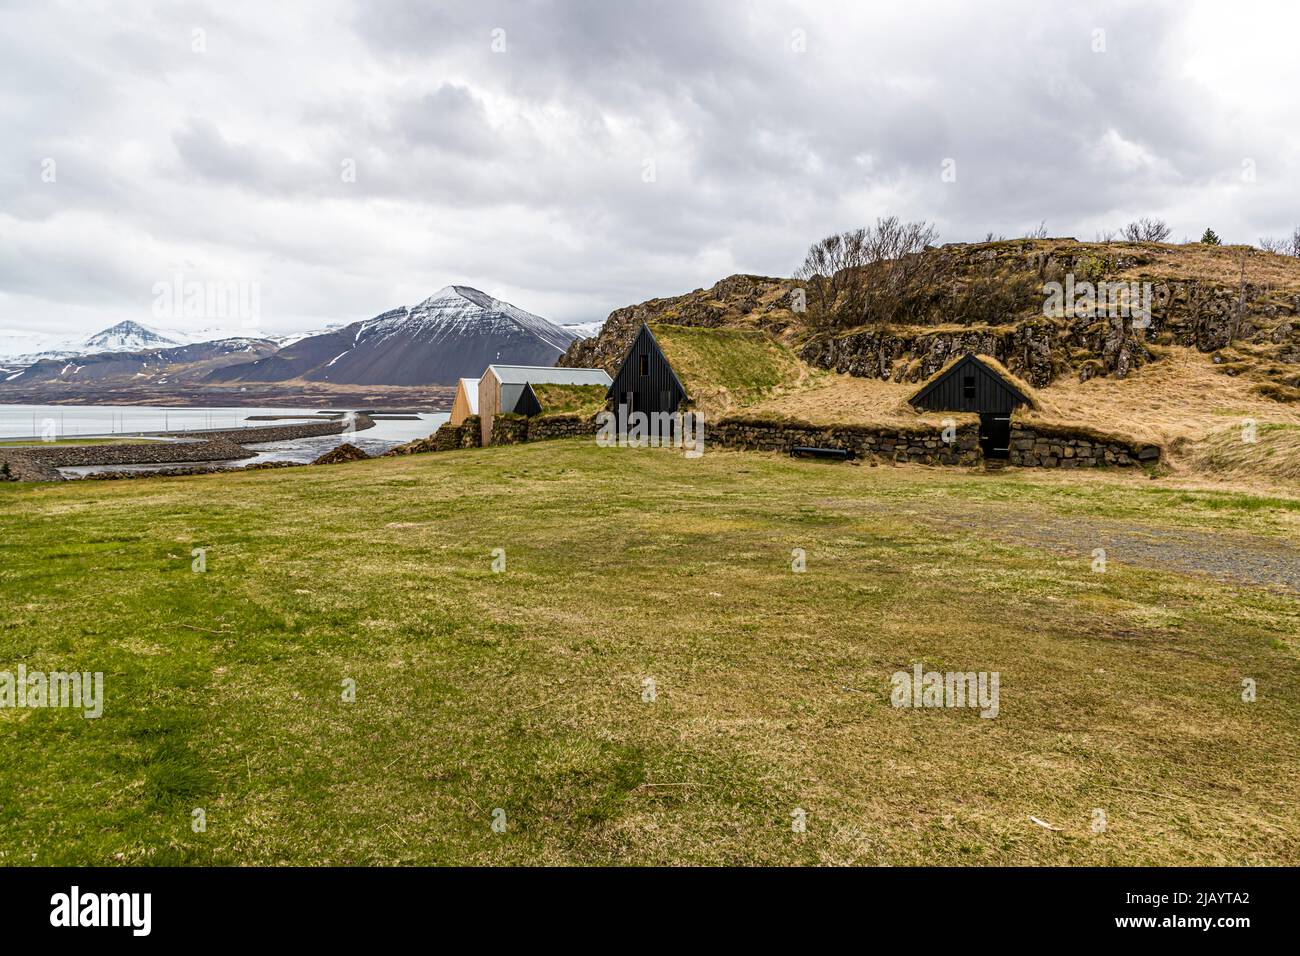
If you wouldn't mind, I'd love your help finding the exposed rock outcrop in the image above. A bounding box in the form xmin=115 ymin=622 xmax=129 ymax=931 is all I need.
xmin=312 ymin=442 xmax=370 ymax=465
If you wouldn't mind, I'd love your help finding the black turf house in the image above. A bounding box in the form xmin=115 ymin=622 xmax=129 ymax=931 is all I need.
xmin=908 ymin=354 xmax=1034 ymax=459
xmin=607 ymin=323 xmax=688 ymax=419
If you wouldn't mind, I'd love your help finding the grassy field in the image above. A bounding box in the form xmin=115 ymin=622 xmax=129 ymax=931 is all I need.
xmin=1 ymin=441 xmax=1298 ymax=865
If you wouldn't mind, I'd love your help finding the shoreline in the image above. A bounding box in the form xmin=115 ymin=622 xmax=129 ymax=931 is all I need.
xmin=0 ymin=415 xmax=378 ymax=482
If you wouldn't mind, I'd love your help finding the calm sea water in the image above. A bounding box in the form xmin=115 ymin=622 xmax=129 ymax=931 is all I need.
xmin=0 ymin=403 xmax=448 ymax=474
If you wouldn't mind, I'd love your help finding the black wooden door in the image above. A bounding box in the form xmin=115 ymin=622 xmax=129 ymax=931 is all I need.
xmin=979 ymin=413 xmax=1011 ymax=459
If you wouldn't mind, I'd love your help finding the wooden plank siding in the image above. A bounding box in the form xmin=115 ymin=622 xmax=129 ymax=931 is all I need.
xmin=449 ymin=378 xmax=479 ymax=426
xmin=909 ymin=354 xmax=1031 ymax=415
xmin=477 ymin=368 xmax=503 ymax=446
xmin=607 ymin=324 xmax=688 ymax=417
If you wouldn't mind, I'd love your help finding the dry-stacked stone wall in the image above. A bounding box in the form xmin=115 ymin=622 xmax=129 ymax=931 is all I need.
xmin=489 ymin=414 xmax=529 ymax=446
xmin=707 ymin=415 xmax=1160 ymax=468
xmin=710 ymin=416 xmax=981 ymax=465
xmin=527 ymin=414 xmax=601 ymax=441
xmin=1008 ymin=427 xmax=1160 ymax=467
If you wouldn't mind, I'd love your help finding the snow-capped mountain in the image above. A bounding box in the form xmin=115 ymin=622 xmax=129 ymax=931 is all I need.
xmin=4 ymin=337 xmax=280 ymax=386
xmin=561 ymin=319 xmax=607 ymax=340
xmin=207 ymin=286 xmax=579 ymax=386
xmin=0 ymin=321 xmax=217 ymax=363
xmin=83 ymin=321 xmax=179 ymax=352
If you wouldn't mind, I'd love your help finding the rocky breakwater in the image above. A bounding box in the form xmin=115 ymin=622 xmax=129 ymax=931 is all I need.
xmin=0 ymin=414 xmax=376 ymax=482
xmin=1 ymin=437 xmax=255 ymax=481
xmin=190 ymin=414 xmax=375 ymax=444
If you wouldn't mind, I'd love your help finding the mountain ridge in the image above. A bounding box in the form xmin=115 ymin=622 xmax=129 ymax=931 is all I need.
xmin=206 ymin=285 xmax=577 ymax=386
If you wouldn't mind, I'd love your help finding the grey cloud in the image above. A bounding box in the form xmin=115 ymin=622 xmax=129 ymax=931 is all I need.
xmin=1 ymin=0 xmax=1297 ymax=338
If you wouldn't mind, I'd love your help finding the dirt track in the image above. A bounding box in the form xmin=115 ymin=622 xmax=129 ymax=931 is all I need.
xmin=823 ymin=495 xmax=1300 ymax=594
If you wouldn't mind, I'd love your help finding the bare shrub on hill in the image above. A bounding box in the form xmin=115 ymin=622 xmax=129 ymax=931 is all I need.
xmin=795 ymin=217 xmax=942 ymax=329
xmin=1258 ymin=227 xmax=1300 ymax=256
xmin=1122 ymin=217 xmax=1172 ymax=243
xmin=796 ymin=218 xmax=1046 ymax=330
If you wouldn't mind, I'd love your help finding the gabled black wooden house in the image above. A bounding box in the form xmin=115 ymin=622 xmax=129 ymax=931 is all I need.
xmin=607 ymin=323 xmax=688 ymax=418
xmin=908 ymin=353 xmax=1034 ymax=459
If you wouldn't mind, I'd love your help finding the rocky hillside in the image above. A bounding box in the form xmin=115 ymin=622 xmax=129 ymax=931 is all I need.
xmin=561 ymin=274 xmax=801 ymax=370
xmin=560 ymin=239 xmax=1300 ymax=401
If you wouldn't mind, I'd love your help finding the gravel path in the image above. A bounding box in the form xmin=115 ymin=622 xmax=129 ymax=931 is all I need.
xmin=822 ymin=497 xmax=1300 ymax=594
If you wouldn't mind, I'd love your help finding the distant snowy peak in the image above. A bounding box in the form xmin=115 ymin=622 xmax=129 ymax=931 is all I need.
xmin=363 ymin=285 xmax=577 ymax=353
xmin=561 ymin=320 xmax=606 ymax=340
xmin=83 ymin=321 xmax=178 ymax=352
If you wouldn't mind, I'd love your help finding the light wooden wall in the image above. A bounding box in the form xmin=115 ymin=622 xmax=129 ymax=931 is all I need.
xmin=477 ymin=370 xmax=501 ymax=446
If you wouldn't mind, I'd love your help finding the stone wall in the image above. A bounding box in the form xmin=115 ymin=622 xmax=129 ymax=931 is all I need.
xmin=489 ymin=414 xmax=529 ymax=446
xmin=384 ymin=412 xmax=592 ymax=457
xmin=527 ymin=413 xmax=600 ymax=441
xmin=709 ymin=415 xmax=982 ymax=465
xmin=434 ymin=422 xmax=463 ymax=451
xmin=708 ymin=414 xmax=1160 ymax=468
xmin=0 ymin=437 xmax=260 ymax=482
xmin=459 ymin=415 xmax=481 ymax=448
xmin=1008 ymin=426 xmax=1160 ymax=468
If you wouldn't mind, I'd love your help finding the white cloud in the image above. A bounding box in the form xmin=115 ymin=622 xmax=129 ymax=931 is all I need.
xmin=1 ymin=0 xmax=1297 ymax=340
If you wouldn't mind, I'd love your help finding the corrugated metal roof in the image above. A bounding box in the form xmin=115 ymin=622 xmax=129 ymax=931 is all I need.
xmin=485 ymin=365 xmax=611 ymax=386
xmin=457 ymin=377 xmax=480 ymax=413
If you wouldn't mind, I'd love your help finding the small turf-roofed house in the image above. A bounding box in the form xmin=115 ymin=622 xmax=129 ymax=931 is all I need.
xmin=478 ymin=365 xmax=612 ymax=445
xmin=607 ymin=323 xmax=688 ymax=421
xmin=449 ymin=377 xmax=480 ymax=426
xmin=907 ymin=353 xmax=1036 ymax=459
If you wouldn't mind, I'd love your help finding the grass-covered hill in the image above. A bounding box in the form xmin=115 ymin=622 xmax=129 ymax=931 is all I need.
xmin=562 ymin=238 xmax=1300 ymax=401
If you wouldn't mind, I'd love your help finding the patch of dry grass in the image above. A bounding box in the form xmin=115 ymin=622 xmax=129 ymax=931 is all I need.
xmin=745 ymin=370 xmax=967 ymax=429
xmin=1021 ymin=348 xmax=1300 ymax=447
xmin=1000 ymin=238 xmax=1300 ymax=292
xmin=1182 ymin=424 xmax=1300 ymax=486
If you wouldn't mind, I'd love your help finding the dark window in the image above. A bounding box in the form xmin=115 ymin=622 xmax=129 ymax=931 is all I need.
xmin=639 ymin=354 xmax=649 ymax=376
xmin=963 ymin=375 xmax=976 ymax=400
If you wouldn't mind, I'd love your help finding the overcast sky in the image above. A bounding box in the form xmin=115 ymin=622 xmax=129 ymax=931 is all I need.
xmin=2 ymin=0 xmax=1298 ymax=342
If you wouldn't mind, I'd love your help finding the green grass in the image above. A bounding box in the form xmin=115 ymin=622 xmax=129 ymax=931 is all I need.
xmin=654 ymin=324 xmax=804 ymax=398
xmin=1 ymin=441 xmax=1297 ymax=865
xmin=530 ymin=383 xmax=607 ymax=416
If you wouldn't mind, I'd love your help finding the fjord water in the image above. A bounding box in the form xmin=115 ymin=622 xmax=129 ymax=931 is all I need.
xmin=0 ymin=403 xmax=449 ymax=471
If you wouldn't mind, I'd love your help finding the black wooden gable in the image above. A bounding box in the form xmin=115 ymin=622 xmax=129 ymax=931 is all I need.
xmin=511 ymin=382 xmax=543 ymax=416
xmin=908 ymin=354 xmax=1031 ymax=415
xmin=607 ymin=323 xmax=688 ymax=414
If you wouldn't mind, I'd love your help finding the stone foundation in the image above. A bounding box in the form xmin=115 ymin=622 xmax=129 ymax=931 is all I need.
xmin=710 ymin=416 xmax=982 ymax=465
xmin=489 ymin=414 xmax=529 ymax=446
xmin=1008 ymin=426 xmax=1160 ymax=468
xmin=458 ymin=415 xmax=481 ymax=448
xmin=527 ymin=413 xmax=601 ymax=441
xmin=707 ymin=415 xmax=1160 ymax=468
